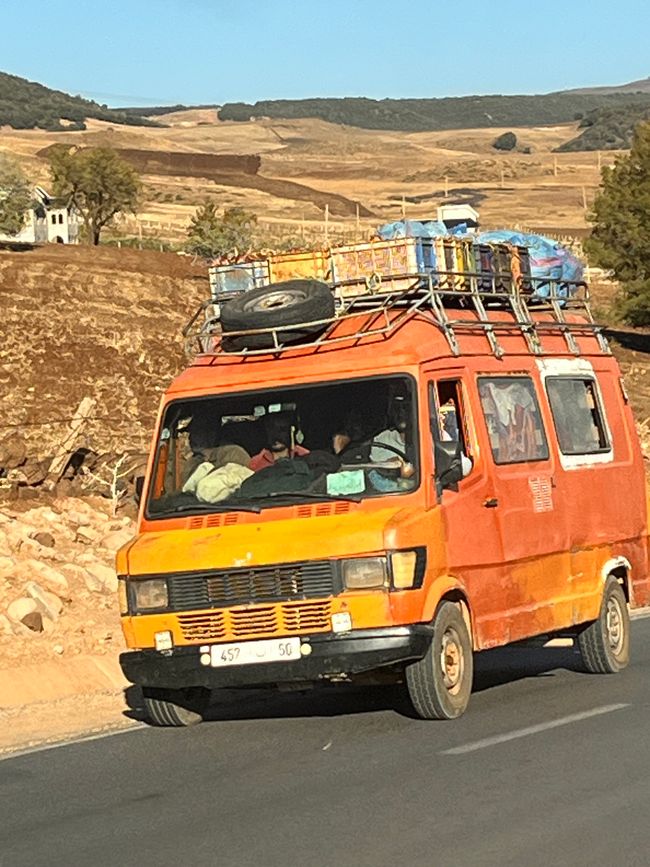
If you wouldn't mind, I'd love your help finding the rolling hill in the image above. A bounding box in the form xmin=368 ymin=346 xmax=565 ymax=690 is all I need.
xmin=556 ymin=102 xmax=650 ymax=151
xmin=218 ymin=90 xmax=650 ymax=133
xmin=0 ymin=71 xmax=163 ymax=131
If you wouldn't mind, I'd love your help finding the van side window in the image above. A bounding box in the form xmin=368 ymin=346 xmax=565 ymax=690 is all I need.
xmin=546 ymin=378 xmax=610 ymax=455
xmin=432 ymin=380 xmax=469 ymax=454
xmin=478 ymin=376 xmax=548 ymax=464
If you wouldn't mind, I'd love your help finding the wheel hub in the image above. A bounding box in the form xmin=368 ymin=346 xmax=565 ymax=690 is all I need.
xmin=441 ymin=628 xmax=464 ymax=695
xmin=247 ymin=290 xmax=305 ymax=312
xmin=605 ymin=596 xmax=624 ymax=655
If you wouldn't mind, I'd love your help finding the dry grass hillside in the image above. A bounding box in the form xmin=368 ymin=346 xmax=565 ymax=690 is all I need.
xmin=0 ymin=113 xmax=623 ymax=244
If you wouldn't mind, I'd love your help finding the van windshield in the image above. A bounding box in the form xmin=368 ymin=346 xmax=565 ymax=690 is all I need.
xmin=147 ymin=376 xmax=419 ymax=517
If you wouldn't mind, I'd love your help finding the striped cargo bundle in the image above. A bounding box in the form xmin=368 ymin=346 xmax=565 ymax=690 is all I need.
xmin=330 ymin=237 xmax=436 ymax=295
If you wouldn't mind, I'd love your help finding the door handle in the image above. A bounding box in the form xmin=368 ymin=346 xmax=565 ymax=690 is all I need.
xmin=483 ymin=497 xmax=499 ymax=508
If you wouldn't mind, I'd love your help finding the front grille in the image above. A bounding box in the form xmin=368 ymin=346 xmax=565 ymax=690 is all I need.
xmin=177 ymin=599 xmax=332 ymax=642
xmin=167 ymin=560 xmax=338 ymax=611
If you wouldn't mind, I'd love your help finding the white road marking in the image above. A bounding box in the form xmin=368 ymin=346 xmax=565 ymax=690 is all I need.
xmin=0 ymin=722 xmax=145 ymax=763
xmin=441 ymin=703 xmax=630 ymax=756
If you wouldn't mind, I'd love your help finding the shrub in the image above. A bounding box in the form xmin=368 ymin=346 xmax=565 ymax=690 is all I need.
xmin=493 ymin=132 xmax=517 ymax=151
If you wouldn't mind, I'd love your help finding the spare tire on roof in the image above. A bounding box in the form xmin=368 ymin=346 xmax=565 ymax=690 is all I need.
xmin=220 ymin=279 xmax=335 ymax=350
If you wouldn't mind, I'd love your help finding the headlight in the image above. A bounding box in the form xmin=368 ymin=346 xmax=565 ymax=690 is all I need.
xmin=342 ymin=557 xmax=388 ymax=590
xmin=133 ymin=578 xmax=168 ymax=611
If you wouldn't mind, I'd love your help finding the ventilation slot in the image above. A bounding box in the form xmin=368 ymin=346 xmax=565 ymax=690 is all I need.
xmin=178 ymin=611 xmax=226 ymax=641
xmin=282 ymin=601 xmax=332 ymax=632
xmin=230 ymin=605 xmax=279 ymax=638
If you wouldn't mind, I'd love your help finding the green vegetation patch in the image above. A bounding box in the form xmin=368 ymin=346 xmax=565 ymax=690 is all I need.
xmin=0 ymin=71 xmax=165 ymax=131
xmin=556 ymin=103 xmax=650 ymax=151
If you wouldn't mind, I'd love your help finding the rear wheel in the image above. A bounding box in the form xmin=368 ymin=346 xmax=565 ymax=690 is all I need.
xmin=142 ymin=686 xmax=210 ymax=727
xmin=406 ymin=601 xmax=473 ymax=720
xmin=577 ymin=577 xmax=630 ymax=674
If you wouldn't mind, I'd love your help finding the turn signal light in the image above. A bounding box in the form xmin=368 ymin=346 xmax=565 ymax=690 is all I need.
xmin=390 ymin=551 xmax=419 ymax=589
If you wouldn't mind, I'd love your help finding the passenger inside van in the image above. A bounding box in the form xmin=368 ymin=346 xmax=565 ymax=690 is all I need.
xmin=249 ymin=412 xmax=310 ymax=472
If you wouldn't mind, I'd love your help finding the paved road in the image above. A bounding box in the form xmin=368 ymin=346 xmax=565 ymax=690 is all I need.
xmin=3 ymin=619 xmax=650 ymax=867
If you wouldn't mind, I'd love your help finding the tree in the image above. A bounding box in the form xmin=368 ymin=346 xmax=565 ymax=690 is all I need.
xmin=585 ymin=123 xmax=650 ymax=324
xmin=48 ymin=146 xmax=140 ymax=245
xmin=186 ymin=201 xmax=257 ymax=259
xmin=0 ymin=155 xmax=32 ymax=236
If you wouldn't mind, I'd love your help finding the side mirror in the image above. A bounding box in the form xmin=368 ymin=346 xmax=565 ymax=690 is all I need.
xmin=434 ymin=440 xmax=464 ymax=493
xmin=134 ymin=476 xmax=145 ymax=507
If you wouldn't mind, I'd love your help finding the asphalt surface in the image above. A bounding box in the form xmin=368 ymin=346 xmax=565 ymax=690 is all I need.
xmin=2 ymin=618 xmax=650 ymax=867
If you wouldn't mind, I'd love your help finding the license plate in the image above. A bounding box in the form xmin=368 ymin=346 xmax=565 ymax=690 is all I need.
xmin=208 ymin=637 xmax=301 ymax=667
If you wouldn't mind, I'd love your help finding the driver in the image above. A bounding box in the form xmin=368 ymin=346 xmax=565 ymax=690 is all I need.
xmin=370 ymin=399 xmax=415 ymax=480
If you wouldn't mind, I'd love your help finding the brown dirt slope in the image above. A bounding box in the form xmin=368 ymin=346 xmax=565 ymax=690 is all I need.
xmin=35 ymin=144 xmax=373 ymax=218
xmin=0 ymin=245 xmax=208 ymax=460
xmin=36 ymin=144 xmax=262 ymax=176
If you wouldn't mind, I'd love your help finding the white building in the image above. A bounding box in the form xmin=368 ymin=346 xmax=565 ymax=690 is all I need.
xmin=0 ymin=186 xmax=81 ymax=244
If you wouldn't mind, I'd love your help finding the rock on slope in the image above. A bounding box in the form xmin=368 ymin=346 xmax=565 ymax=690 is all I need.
xmin=0 ymin=496 xmax=133 ymax=666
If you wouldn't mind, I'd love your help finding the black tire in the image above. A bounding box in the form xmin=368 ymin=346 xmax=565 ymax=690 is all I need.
xmin=405 ymin=601 xmax=473 ymax=720
xmin=142 ymin=686 xmax=210 ymax=727
xmin=220 ymin=279 xmax=335 ymax=349
xmin=577 ymin=577 xmax=630 ymax=674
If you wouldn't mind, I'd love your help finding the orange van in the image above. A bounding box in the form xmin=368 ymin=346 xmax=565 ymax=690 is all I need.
xmin=117 ymin=269 xmax=649 ymax=725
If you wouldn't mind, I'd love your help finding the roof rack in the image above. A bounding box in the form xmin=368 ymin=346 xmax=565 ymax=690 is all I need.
xmin=183 ymin=269 xmax=610 ymax=360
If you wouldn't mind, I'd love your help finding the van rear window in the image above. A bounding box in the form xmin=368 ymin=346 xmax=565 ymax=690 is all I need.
xmin=478 ymin=377 xmax=549 ymax=464
xmin=546 ymin=378 xmax=610 ymax=455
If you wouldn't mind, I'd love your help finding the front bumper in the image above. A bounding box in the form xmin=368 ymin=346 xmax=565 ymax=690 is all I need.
xmin=120 ymin=625 xmax=433 ymax=690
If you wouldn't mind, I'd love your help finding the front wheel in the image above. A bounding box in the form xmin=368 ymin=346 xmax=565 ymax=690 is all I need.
xmin=142 ymin=686 xmax=210 ymax=727
xmin=577 ymin=577 xmax=630 ymax=674
xmin=406 ymin=601 xmax=473 ymax=720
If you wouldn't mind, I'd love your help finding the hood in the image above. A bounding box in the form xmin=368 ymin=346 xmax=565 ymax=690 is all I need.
xmin=126 ymin=506 xmax=419 ymax=575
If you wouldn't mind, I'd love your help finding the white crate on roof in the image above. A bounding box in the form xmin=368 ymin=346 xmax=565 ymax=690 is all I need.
xmin=208 ymin=260 xmax=270 ymax=300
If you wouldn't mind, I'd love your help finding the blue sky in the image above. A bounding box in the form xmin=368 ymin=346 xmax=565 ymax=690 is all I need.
xmin=3 ymin=0 xmax=649 ymax=107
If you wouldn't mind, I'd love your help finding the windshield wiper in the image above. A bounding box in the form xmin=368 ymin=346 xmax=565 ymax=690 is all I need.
xmin=243 ymin=491 xmax=362 ymax=505
xmin=156 ymin=502 xmax=262 ymax=515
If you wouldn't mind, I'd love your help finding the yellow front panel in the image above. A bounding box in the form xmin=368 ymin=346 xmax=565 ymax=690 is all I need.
xmin=123 ymin=591 xmax=394 ymax=649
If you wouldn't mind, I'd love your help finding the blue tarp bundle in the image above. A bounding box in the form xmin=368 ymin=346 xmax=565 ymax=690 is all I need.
xmin=377 ymin=220 xmax=468 ymax=240
xmin=476 ymin=230 xmax=584 ymax=286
